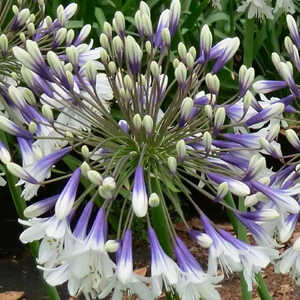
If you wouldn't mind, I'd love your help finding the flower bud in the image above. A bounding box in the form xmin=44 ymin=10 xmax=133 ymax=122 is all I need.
xmin=150 ymin=61 xmax=160 ymax=78
xmin=0 ymin=34 xmax=8 ymax=56
xmin=190 ymin=230 xmax=213 ymax=248
xmin=113 ymin=11 xmax=126 ymax=36
xmin=133 ymin=114 xmax=142 ymax=130
xmin=173 ymin=58 xmax=180 ymax=69
xmin=176 ymin=139 xmax=186 ymax=162
xmin=66 ymin=29 xmax=75 ymax=46
xmin=142 ymin=115 xmax=153 ymax=136
xmin=85 ymin=60 xmax=97 ymax=85
xmin=105 ymin=240 xmax=120 ymax=252
xmin=118 ymin=120 xmax=129 ymax=134
xmin=99 ymin=47 xmax=109 ymax=64
xmin=168 ymin=156 xmax=177 ymax=174
xmin=214 ymin=107 xmax=226 ymax=132
xmin=66 ymin=71 xmax=74 ymax=89
xmin=178 ymin=42 xmax=187 ymax=60
xmin=42 ymin=104 xmax=54 ymax=121
xmin=239 ymin=65 xmax=255 ymax=96
xmin=175 ymin=62 xmax=187 ymax=86
xmin=205 ymin=73 xmax=220 ymax=95
xmin=189 ymin=47 xmax=197 ymax=59
xmin=108 ymin=61 xmax=117 ymax=74
xmin=145 ymin=40 xmax=152 ymax=54
xmin=149 ymin=193 xmax=160 ymax=207
xmin=286 ymin=129 xmax=300 ymax=150
xmin=179 ymin=97 xmax=193 ymax=125
xmin=204 ymin=105 xmax=213 ymax=119
xmin=81 ymin=145 xmax=89 ymax=158
xmin=80 ymin=162 xmax=90 ymax=177
xmin=217 ymin=182 xmax=228 ymax=199
xmin=203 ymin=131 xmax=212 ymax=153
xmin=161 ymin=28 xmax=171 ymax=47
xmin=124 ymin=75 xmax=134 ymax=91
xmin=186 ymin=53 xmax=194 ymax=68
xmin=28 ymin=121 xmax=37 ymax=133
xmin=87 ymin=170 xmax=103 ymax=185
xmin=103 ymin=176 xmax=116 ymax=190
xmin=100 ymin=33 xmax=110 ymax=49
xmin=66 ymin=45 xmax=78 ymax=65
xmin=103 ymin=21 xmax=113 ymax=39
xmin=200 ymin=24 xmax=212 ymax=59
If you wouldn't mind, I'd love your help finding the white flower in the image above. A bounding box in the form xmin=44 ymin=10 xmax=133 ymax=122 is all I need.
xmin=274 ymin=0 xmax=295 ymax=14
xmin=276 ymin=237 xmax=300 ymax=284
xmin=237 ymin=0 xmax=273 ymax=19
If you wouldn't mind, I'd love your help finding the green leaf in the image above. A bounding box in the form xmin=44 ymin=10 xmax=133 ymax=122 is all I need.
xmin=205 ymin=12 xmax=230 ymax=25
xmin=95 ymin=7 xmax=106 ymax=32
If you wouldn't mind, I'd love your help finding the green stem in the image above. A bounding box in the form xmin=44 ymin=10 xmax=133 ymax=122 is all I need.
xmin=150 ymin=177 xmax=173 ymax=256
xmin=0 ymin=131 xmax=61 ymax=300
xmin=244 ymin=18 xmax=255 ymax=67
xmin=256 ymin=273 xmax=273 ymax=300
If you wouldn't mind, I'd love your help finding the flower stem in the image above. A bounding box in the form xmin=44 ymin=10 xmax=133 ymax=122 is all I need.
xmin=244 ymin=18 xmax=255 ymax=67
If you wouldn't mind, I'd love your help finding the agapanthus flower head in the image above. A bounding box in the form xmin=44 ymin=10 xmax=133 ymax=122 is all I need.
xmin=2 ymin=0 xmax=300 ymax=298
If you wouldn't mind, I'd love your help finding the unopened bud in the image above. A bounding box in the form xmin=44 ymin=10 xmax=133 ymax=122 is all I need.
xmin=28 ymin=121 xmax=37 ymax=133
xmin=173 ymin=58 xmax=180 ymax=69
xmin=87 ymin=170 xmax=103 ymax=185
xmin=206 ymin=73 xmax=220 ymax=95
xmin=105 ymin=240 xmax=119 ymax=252
xmin=80 ymin=162 xmax=90 ymax=177
xmin=124 ymin=75 xmax=133 ymax=91
xmin=133 ymin=114 xmax=142 ymax=130
xmin=81 ymin=145 xmax=89 ymax=158
xmin=204 ymin=105 xmax=213 ymax=119
xmin=85 ymin=61 xmax=97 ymax=84
xmin=217 ymin=182 xmax=228 ymax=199
xmin=188 ymin=46 xmax=197 ymax=59
xmin=150 ymin=61 xmax=160 ymax=78
xmin=161 ymin=28 xmax=171 ymax=47
xmin=103 ymin=22 xmax=112 ymax=39
xmin=200 ymin=25 xmax=212 ymax=58
xmin=180 ymin=97 xmax=193 ymax=122
xmin=42 ymin=104 xmax=53 ymax=121
xmin=178 ymin=42 xmax=187 ymax=60
xmin=142 ymin=115 xmax=153 ymax=136
xmin=175 ymin=62 xmax=187 ymax=86
xmin=66 ymin=29 xmax=75 ymax=45
xmin=176 ymin=139 xmax=186 ymax=161
xmin=108 ymin=61 xmax=117 ymax=74
xmin=286 ymin=129 xmax=300 ymax=150
xmin=145 ymin=40 xmax=152 ymax=55
xmin=66 ymin=45 xmax=78 ymax=65
xmin=203 ymin=131 xmax=212 ymax=153
xmin=113 ymin=11 xmax=125 ymax=36
xmin=214 ymin=107 xmax=226 ymax=130
xmin=186 ymin=53 xmax=194 ymax=68
xmin=100 ymin=33 xmax=110 ymax=49
xmin=168 ymin=156 xmax=177 ymax=174
xmin=99 ymin=47 xmax=109 ymax=64
xmin=149 ymin=193 xmax=160 ymax=207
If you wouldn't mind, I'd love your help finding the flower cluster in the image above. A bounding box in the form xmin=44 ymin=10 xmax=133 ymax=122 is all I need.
xmin=237 ymin=0 xmax=295 ymax=19
xmin=0 ymin=0 xmax=79 ymax=185
xmin=1 ymin=1 xmax=300 ymax=299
